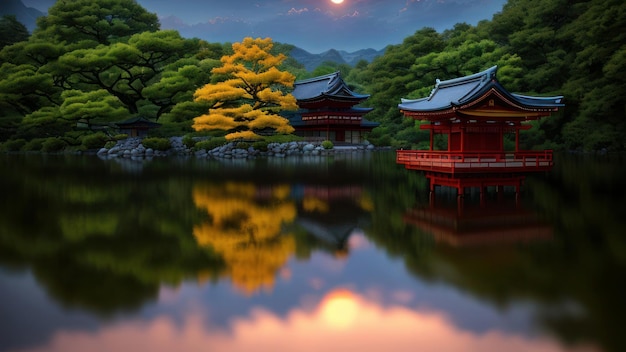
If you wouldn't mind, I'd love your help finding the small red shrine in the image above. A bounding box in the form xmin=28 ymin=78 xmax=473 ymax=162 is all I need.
xmin=288 ymin=72 xmax=378 ymax=144
xmin=396 ymin=66 xmax=564 ymax=197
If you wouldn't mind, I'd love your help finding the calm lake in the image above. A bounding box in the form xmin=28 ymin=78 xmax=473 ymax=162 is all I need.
xmin=1 ymin=151 xmax=624 ymax=352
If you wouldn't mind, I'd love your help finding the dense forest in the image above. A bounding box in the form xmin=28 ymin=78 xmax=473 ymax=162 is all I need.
xmin=0 ymin=0 xmax=624 ymax=152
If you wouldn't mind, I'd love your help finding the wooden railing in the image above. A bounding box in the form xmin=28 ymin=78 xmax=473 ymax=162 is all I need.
xmin=396 ymin=150 xmax=553 ymax=173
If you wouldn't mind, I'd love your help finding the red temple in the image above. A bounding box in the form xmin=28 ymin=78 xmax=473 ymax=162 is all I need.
xmin=396 ymin=66 xmax=564 ymax=197
xmin=288 ymin=71 xmax=379 ymax=144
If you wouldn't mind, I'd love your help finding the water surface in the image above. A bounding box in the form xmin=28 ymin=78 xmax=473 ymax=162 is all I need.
xmin=1 ymin=152 xmax=624 ymax=352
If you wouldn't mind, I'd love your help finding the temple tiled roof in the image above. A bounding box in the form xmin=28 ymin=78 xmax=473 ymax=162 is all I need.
xmin=115 ymin=116 xmax=161 ymax=127
xmin=292 ymin=71 xmax=370 ymax=102
xmin=398 ymin=66 xmax=564 ymax=112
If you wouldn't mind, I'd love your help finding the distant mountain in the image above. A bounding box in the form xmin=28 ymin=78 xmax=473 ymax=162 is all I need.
xmin=20 ymin=0 xmax=55 ymax=10
xmin=289 ymin=47 xmax=385 ymax=71
xmin=0 ymin=0 xmax=44 ymax=32
xmin=339 ymin=48 xmax=384 ymax=65
xmin=0 ymin=1 xmax=384 ymax=71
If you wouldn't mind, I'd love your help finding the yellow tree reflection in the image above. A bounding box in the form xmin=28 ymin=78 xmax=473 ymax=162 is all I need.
xmin=193 ymin=183 xmax=296 ymax=295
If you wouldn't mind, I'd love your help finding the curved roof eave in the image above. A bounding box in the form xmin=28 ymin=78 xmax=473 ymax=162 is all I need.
xmin=399 ymin=65 xmax=564 ymax=113
xmin=511 ymin=93 xmax=565 ymax=107
xmin=437 ymin=65 xmax=497 ymax=89
xmin=322 ymin=91 xmax=370 ymax=100
xmin=293 ymin=71 xmax=370 ymax=101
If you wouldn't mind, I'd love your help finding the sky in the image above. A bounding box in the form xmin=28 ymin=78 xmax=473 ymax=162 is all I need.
xmin=22 ymin=0 xmax=508 ymax=53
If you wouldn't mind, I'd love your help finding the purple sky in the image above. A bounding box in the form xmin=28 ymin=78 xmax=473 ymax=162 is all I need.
xmin=23 ymin=0 xmax=508 ymax=53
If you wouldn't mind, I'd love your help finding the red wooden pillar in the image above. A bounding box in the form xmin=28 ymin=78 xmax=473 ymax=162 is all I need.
xmin=460 ymin=125 xmax=465 ymax=153
xmin=429 ymin=128 xmax=434 ymax=151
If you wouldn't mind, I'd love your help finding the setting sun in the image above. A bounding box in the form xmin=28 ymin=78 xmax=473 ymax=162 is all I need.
xmin=331 ymin=0 xmax=344 ymax=4
xmin=319 ymin=289 xmax=359 ymax=329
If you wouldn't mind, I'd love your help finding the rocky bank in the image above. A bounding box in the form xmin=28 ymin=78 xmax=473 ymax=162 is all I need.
xmin=96 ymin=137 xmax=378 ymax=160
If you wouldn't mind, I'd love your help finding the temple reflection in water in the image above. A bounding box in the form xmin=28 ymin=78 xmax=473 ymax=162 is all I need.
xmin=404 ymin=191 xmax=552 ymax=247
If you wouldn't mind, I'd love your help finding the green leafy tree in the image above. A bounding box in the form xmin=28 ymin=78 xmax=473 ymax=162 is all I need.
xmin=53 ymin=30 xmax=198 ymax=116
xmin=0 ymin=63 xmax=57 ymax=116
xmin=0 ymin=0 xmax=217 ymax=141
xmin=35 ymin=0 xmax=159 ymax=46
xmin=59 ymin=90 xmax=128 ymax=128
xmin=144 ymin=57 xmax=221 ymax=123
xmin=486 ymin=0 xmax=626 ymax=151
xmin=310 ymin=61 xmax=352 ymax=79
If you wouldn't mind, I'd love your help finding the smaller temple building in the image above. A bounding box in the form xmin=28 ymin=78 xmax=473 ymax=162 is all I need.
xmin=287 ymin=72 xmax=378 ymax=144
xmin=396 ymin=66 xmax=564 ymax=197
xmin=115 ymin=116 xmax=161 ymax=138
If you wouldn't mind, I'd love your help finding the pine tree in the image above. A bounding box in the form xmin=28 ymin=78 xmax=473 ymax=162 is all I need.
xmin=192 ymin=37 xmax=297 ymax=140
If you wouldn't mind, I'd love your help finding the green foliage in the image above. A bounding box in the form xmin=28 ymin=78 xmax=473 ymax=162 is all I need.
xmin=310 ymin=61 xmax=353 ymax=78
xmin=395 ymin=125 xmax=427 ymax=149
xmin=41 ymin=137 xmax=67 ymax=152
xmin=1 ymin=139 xmax=26 ymax=152
xmin=60 ymin=90 xmax=128 ymax=125
xmin=61 ymin=131 xmax=85 ymax=147
xmin=104 ymin=141 xmax=116 ymax=149
xmin=252 ymin=140 xmax=269 ymax=152
xmin=22 ymin=138 xmax=45 ymax=151
xmin=0 ymin=113 xmax=22 ymax=142
xmin=81 ymin=132 xmax=109 ymax=150
xmin=14 ymin=108 xmax=72 ymax=141
xmin=38 ymin=0 xmax=159 ymax=45
xmin=367 ymin=127 xmax=392 ymax=147
xmin=194 ymin=137 xmax=227 ymax=151
xmin=264 ymin=134 xmax=302 ymax=144
xmin=141 ymin=137 xmax=171 ymax=151
xmin=488 ymin=0 xmax=626 ymax=151
xmin=321 ymin=140 xmax=334 ymax=149
xmin=0 ymin=0 xmax=207 ymax=144
xmin=235 ymin=142 xmax=250 ymax=150
xmin=182 ymin=135 xmax=197 ymax=149
xmin=114 ymin=134 xmax=128 ymax=140
xmin=147 ymin=121 xmax=192 ymax=138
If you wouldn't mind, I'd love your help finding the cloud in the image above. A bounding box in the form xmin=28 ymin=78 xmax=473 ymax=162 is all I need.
xmin=150 ymin=0 xmax=508 ymax=53
xmin=287 ymin=8 xmax=310 ymax=16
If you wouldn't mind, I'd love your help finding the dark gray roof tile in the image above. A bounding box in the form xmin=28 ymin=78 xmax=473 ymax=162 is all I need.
xmin=293 ymin=71 xmax=369 ymax=101
xmin=399 ymin=66 xmax=564 ymax=112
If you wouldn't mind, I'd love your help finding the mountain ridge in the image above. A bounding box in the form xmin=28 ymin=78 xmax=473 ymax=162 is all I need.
xmin=288 ymin=47 xmax=385 ymax=71
xmin=1 ymin=1 xmax=385 ymax=71
xmin=0 ymin=0 xmax=44 ymax=32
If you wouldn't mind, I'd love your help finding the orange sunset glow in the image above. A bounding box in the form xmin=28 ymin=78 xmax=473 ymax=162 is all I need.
xmin=21 ymin=289 xmax=583 ymax=352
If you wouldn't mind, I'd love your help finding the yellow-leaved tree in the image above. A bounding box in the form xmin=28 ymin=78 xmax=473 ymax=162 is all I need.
xmin=192 ymin=37 xmax=298 ymax=140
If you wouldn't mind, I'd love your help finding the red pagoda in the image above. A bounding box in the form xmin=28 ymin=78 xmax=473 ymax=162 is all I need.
xmin=288 ymin=72 xmax=378 ymax=144
xmin=396 ymin=66 xmax=564 ymax=197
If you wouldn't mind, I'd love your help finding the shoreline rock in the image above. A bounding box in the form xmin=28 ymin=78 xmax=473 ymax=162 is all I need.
xmin=96 ymin=137 xmax=383 ymax=160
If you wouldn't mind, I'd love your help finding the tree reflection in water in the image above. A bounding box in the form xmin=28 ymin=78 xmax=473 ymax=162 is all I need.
xmin=0 ymin=152 xmax=625 ymax=352
xmin=193 ymin=182 xmax=298 ymax=295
